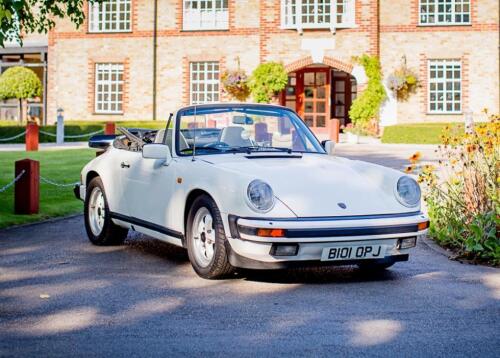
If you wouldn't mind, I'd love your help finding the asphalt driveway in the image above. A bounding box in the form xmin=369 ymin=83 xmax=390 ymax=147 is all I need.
xmin=0 ymin=215 xmax=499 ymax=357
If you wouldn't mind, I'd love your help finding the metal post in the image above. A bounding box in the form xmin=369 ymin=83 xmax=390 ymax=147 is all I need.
xmin=330 ymin=119 xmax=340 ymax=143
xmin=56 ymin=107 xmax=64 ymax=145
xmin=25 ymin=122 xmax=39 ymax=151
xmin=15 ymin=159 xmax=39 ymax=214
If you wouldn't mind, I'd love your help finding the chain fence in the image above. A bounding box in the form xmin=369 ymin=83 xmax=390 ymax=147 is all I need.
xmin=39 ymin=129 xmax=104 ymax=139
xmin=0 ymin=131 xmax=27 ymax=142
xmin=0 ymin=170 xmax=26 ymax=193
xmin=40 ymin=176 xmax=80 ymax=188
xmin=0 ymin=172 xmax=79 ymax=195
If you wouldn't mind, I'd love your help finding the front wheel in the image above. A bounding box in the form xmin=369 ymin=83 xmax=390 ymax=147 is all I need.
xmin=186 ymin=195 xmax=235 ymax=279
xmin=84 ymin=177 xmax=128 ymax=246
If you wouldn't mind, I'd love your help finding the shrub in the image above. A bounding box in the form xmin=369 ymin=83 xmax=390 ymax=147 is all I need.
xmin=348 ymin=55 xmax=386 ymax=134
xmin=0 ymin=66 xmax=42 ymax=100
xmin=249 ymin=62 xmax=288 ymax=103
xmin=411 ymin=112 xmax=500 ymax=265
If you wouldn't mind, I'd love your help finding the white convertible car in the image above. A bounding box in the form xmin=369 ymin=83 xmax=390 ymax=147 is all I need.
xmin=75 ymin=103 xmax=429 ymax=279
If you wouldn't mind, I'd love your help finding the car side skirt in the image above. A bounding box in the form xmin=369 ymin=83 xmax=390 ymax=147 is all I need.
xmin=109 ymin=212 xmax=185 ymax=243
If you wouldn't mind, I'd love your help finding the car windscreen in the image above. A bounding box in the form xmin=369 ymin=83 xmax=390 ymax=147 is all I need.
xmin=175 ymin=105 xmax=325 ymax=156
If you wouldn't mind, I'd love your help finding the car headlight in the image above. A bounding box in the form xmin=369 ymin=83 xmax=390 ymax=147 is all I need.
xmin=247 ymin=180 xmax=275 ymax=212
xmin=396 ymin=176 xmax=421 ymax=207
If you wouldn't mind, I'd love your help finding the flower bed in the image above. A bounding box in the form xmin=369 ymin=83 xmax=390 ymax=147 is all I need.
xmin=409 ymin=113 xmax=499 ymax=265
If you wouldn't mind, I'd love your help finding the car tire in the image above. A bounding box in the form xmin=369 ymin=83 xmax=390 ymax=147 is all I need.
xmin=357 ymin=261 xmax=395 ymax=271
xmin=186 ymin=194 xmax=235 ymax=279
xmin=84 ymin=177 xmax=128 ymax=246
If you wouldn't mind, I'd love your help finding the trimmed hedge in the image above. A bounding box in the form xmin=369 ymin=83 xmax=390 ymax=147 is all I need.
xmin=0 ymin=120 xmax=166 ymax=144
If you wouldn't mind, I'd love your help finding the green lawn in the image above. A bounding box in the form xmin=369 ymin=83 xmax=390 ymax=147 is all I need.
xmin=0 ymin=149 xmax=95 ymax=228
xmin=381 ymin=122 xmax=463 ymax=144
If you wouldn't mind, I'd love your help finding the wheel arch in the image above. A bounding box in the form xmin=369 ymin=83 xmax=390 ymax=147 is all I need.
xmin=184 ymin=189 xmax=217 ymax=233
xmin=86 ymin=170 xmax=100 ymax=186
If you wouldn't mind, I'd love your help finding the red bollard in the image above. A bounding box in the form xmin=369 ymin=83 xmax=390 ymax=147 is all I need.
xmin=330 ymin=118 xmax=340 ymax=143
xmin=105 ymin=122 xmax=116 ymax=135
xmin=26 ymin=122 xmax=39 ymax=151
xmin=14 ymin=159 xmax=39 ymax=215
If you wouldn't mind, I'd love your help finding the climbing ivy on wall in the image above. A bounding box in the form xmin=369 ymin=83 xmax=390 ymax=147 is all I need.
xmin=348 ymin=55 xmax=386 ymax=131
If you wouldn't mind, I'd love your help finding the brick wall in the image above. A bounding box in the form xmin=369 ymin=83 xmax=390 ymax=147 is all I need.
xmin=46 ymin=0 xmax=499 ymax=124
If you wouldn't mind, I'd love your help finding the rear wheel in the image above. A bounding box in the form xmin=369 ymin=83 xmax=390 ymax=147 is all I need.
xmin=186 ymin=195 xmax=235 ymax=279
xmin=84 ymin=177 xmax=128 ymax=246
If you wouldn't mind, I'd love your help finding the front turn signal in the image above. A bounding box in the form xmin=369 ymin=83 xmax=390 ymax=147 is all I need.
xmin=417 ymin=221 xmax=430 ymax=231
xmin=256 ymin=228 xmax=286 ymax=237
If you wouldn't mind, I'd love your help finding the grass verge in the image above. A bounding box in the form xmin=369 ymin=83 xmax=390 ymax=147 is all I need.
xmin=0 ymin=149 xmax=95 ymax=229
xmin=381 ymin=122 xmax=463 ymax=144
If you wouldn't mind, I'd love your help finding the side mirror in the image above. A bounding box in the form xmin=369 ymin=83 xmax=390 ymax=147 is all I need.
xmin=322 ymin=140 xmax=335 ymax=156
xmin=142 ymin=144 xmax=172 ymax=164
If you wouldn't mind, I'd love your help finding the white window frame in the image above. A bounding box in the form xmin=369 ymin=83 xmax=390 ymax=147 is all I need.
xmin=183 ymin=0 xmax=229 ymax=31
xmin=88 ymin=0 xmax=132 ymax=33
xmin=419 ymin=0 xmax=471 ymax=26
xmin=427 ymin=60 xmax=462 ymax=114
xmin=190 ymin=62 xmax=220 ymax=105
xmin=281 ymin=0 xmax=356 ymax=33
xmin=95 ymin=63 xmax=125 ymax=114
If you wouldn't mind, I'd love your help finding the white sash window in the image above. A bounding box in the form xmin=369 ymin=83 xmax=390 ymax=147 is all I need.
xmin=95 ymin=63 xmax=124 ymax=114
xmin=281 ymin=0 xmax=355 ymax=32
xmin=419 ymin=0 xmax=471 ymax=25
xmin=190 ymin=62 xmax=220 ymax=104
xmin=183 ymin=0 xmax=229 ymax=30
xmin=89 ymin=0 xmax=131 ymax=33
xmin=428 ymin=60 xmax=462 ymax=114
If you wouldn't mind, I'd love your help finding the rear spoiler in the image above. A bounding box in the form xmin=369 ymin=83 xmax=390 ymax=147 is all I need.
xmin=89 ymin=134 xmax=117 ymax=149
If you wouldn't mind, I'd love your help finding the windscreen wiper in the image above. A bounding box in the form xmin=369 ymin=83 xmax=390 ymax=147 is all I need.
xmin=239 ymin=146 xmax=293 ymax=154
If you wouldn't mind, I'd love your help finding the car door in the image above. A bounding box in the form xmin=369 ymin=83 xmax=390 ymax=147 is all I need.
xmin=119 ymin=132 xmax=177 ymax=235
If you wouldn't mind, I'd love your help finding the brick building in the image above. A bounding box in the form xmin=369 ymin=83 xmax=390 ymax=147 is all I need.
xmin=11 ymin=1 xmax=500 ymax=130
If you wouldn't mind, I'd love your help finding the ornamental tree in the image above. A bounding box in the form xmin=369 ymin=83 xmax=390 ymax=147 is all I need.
xmin=0 ymin=66 xmax=42 ymax=122
xmin=0 ymin=0 xmax=103 ymax=47
xmin=249 ymin=62 xmax=288 ymax=103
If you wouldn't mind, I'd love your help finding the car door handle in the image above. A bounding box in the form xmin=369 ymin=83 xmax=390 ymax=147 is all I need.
xmin=120 ymin=162 xmax=130 ymax=169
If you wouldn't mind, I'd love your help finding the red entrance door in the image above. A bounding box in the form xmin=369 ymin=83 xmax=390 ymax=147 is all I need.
xmin=295 ymin=68 xmax=330 ymax=134
xmin=331 ymin=70 xmax=356 ymax=127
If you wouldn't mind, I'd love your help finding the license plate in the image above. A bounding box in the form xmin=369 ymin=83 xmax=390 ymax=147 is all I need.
xmin=321 ymin=245 xmax=386 ymax=261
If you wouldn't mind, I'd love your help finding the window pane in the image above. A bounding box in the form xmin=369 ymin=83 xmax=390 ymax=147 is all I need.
xmin=190 ymin=61 xmax=220 ymax=104
xmin=428 ymin=59 xmax=462 ymax=113
xmin=89 ymin=0 xmax=131 ymax=33
xmin=95 ymin=63 xmax=124 ymax=113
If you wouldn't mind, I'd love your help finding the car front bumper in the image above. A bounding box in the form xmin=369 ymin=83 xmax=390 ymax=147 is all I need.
xmin=74 ymin=183 xmax=85 ymax=201
xmin=225 ymin=212 xmax=429 ymax=269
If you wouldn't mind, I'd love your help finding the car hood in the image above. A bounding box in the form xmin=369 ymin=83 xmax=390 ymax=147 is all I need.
xmin=202 ymin=153 xmax=415 ymax=217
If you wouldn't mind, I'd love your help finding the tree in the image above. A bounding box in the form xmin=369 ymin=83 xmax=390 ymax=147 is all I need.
xmin=0 ymin=0 xmax=102 ymax=47
xmin=249 ymin=62 xmax=288 ymax=103
xmin=0 ymin=66 xmax=42 ymax=123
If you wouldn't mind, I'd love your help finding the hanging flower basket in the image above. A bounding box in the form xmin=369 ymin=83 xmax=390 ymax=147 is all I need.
xmin=387 ymin=66 xmax=420 ymax=102
xmin=221 ymin=68 xmax=251 ymax=102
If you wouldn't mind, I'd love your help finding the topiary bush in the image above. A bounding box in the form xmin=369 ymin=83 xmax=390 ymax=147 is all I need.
xmin=0 ymin=66 xmax=42 ymax=100
xmin=249 ymin=62 xmax=288 ymax=103
xmin=0 ymin=66 xmax=42 ymax=123
xmin=348 ymin=55 xmax=386 ymax=134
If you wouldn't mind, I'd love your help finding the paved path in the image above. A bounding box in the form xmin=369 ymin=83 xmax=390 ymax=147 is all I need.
xmin=1 ymin=216 xmax=499 ymax=357
xmin=336 ymin=143 xmax=440 ymax=171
